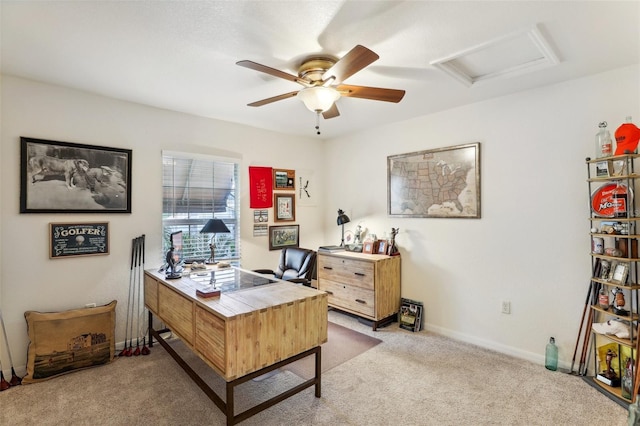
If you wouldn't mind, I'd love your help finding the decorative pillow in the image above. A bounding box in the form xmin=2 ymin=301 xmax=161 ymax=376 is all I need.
xmin=23 ymin=300 xmax=116 ymax=384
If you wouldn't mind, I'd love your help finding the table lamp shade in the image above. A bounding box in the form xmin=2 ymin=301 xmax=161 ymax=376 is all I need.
xmin=200 ymin=219 xmax=230 ymax=234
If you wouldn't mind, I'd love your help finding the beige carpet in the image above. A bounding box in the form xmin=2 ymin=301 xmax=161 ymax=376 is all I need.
xmin=0 ymin=310 xmax=630 ymax=425
xmin=282 ymin=321 xmax=381 ymax=380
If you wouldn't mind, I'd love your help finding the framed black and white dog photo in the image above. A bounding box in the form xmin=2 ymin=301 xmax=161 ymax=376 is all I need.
xmin=20 ymin=137 xmax=132 ymax=213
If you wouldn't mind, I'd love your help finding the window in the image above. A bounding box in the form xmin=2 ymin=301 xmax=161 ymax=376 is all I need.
xmin=162 ymin=151 xmax=239 ymax=263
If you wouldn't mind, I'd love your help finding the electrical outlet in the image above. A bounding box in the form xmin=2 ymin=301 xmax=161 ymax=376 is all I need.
xmin=501 ymin=300 xmax=511 ymax=314
xmin=85 ymin=303 xmax=96 ymax=308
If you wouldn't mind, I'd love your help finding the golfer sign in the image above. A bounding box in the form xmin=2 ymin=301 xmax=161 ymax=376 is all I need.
xmin=49 ymin=222 xmax=109 ymax=259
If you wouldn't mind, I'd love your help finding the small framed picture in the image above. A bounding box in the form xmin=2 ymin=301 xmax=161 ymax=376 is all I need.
xmin=273 ymin=169 xmax=295 ymax=190
xmin=377 ymin=240 xmax=388 ymax=254
xmin=611 ymin=262 xmax=629 ymax=285
xmin=363 ymin=240 xmax=375 ymax=254
xmin=595 ymin=161 xmax=610 ymax=177
xmin=274 ymin=193 xmax=295 ymax=222
xmin=268 ymin=225 xmax=299 ymax=251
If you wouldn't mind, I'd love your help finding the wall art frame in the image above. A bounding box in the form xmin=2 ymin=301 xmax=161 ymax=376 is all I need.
xmin=20 ymin=137 xmax=132 ymax=213
xmin=268 ymin=225 xmax=300 ymax=251
xmin=387 ymin=142 xmax=481 ymax=218
xmin=274 ymin=193 xmax=296 ymax=222
xmin=50 ymin=222 xmax=109 ymax=259
xmin=273 ymin=168 xmax=295 ymax=190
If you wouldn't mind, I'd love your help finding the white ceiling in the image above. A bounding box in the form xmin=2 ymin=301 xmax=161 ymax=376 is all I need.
xmin=1 ymin=1 xmax=639 ymax=139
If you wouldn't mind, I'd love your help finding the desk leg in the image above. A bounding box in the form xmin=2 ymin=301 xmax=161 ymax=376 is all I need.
xmin=315 ymin=346 xmax=322 ymax=397
xmin=226 ymin=382 xmax=234 ymax=426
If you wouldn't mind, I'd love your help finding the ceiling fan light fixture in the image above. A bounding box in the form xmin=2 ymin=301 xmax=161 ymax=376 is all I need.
xmin=297 ymin=86 xmax=340 ymax=113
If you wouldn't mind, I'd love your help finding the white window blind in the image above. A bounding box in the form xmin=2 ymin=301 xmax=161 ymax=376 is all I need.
xmin=162 ymin=152 xmax=240 ymax=263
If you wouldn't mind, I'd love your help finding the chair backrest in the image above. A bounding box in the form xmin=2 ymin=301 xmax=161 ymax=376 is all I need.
xmin=275 ymin=247 xmax=317 ymax=281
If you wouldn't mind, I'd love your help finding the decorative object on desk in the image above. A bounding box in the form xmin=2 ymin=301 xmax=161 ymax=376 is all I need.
xmin=49 ymin=222 xmax=109 ymax=259
xmin=164 ymin=231 xmax=183 ymax=279
xmin=248 ymin=166 xmax=273 ymax=208
xmin=23 ymin=300 xmax=116 ymax=383
xmin=345 ymin=243 xmax=363 ymax=252
xmin=336 ymin=209 xmax=350 ymax=247
xmin=388 ymin=227 xmax=400 ymax=256
xmin=20 ymin=137 xmax=132 ymax=213
xmin=376 ymin=240 xmax=388 ymax=254
xmin=268 ymin=224 xmax=299 ymax=250
xmin=200 ymin=219 xmax=231 ymax=264
xmin=388 ymin=143 xmax=480 ymax=218
xmin=354 ymin=224 xmax=363 ymax=244
xmin=273 ymin=168 xmax=295 ymax=190
xmin=196 ymin=287 xmax=221 ymax=298
xmin=274 ymin=193 xmax=295 ymax=222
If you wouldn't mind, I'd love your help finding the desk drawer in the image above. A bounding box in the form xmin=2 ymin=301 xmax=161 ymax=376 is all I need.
xmin=322 ymin=279 xmax=374 ymax=318
xmin=318 ymin=255 xmax=374 ymax=290
xmin=158 ymin=285 xmax=194 ymax=344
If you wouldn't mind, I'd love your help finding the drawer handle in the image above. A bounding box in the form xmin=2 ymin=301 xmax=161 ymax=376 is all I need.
xmin=355 ymin=299 xmax=366 ymax=304
xmin=323 ymin=266 xmax=333 ymax=270
xmin=325 ymin=290 xmax=334 ymax=295
xmin=354 ymin=272 xmax=365 ymax=277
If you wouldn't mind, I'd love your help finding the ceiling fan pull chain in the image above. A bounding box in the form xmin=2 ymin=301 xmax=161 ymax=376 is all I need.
xmin=315 ymin=110 xmax=321 ymax=135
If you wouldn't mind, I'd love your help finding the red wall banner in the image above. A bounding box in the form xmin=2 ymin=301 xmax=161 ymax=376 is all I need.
xmin=249 ymin=166 xmax=273 ymax=208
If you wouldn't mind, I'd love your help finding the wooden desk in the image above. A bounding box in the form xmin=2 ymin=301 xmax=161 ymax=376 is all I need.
xmin=144 ymin=266 xmax=328 ymax=425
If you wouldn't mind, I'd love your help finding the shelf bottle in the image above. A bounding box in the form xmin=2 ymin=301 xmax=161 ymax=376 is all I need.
xmin=545 ymin=337 xmax=558 ymax=371
xmin=596 ymin=121 xmax=613 ymax=158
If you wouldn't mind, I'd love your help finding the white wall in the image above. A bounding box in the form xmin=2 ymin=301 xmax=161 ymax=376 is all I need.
xmin=324 ymin=64 xmax=640 ymax=367
xmin=1 ymin=65 xmax=639 ymax=375
xmin=0 ymin=75 xmax=326 ymax=371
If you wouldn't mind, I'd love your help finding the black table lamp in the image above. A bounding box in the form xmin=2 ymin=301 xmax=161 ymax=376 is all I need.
xmin=200 ymin=219 xmax=230 ymax=264
xmin=336 ymin=209 xmax=351 ymax=247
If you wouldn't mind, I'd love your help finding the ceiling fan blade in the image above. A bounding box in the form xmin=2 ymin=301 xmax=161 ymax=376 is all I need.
xmin=337 ymin=84 xmax=405 ymax=103
xmin=247 ymin=91 xmax=299 ymax=107
xmin=322 ymin=45 xmax=379 ymax=85
xmin=322 ymin=103 xmax=340 ymax=119
xmin=236 ymin=60 xmax=311 ymax=86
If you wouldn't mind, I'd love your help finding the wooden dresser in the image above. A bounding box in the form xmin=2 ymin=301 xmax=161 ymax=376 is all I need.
xmin=317 ymin=251 xmax=400 ymax=330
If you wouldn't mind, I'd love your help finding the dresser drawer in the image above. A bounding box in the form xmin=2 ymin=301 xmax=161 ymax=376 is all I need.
xmin=318 ymin=255 xmax=374 ymax=290
xmin=321 ymin=279 xmax=374 ymax=318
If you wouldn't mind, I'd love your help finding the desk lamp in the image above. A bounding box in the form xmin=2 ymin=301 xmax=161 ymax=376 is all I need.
xmin=200 ymin=219 xmax=230 ymax=264
xmin=336 ymin=209 xmax=351 ymax=247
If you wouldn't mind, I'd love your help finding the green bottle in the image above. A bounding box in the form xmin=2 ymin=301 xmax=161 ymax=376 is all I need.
xmin=545 ymin=337 xmax=558 ymax=371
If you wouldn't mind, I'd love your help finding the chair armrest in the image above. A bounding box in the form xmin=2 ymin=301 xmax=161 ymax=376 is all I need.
xmin=253 ymin=269 xmax=275 ymax=275
xmin=286 ymin=278 xmax=311 ymax=287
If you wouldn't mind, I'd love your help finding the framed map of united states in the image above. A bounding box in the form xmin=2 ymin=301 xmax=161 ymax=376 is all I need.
xmin=387 ymin=143 xmax=481 ymax=218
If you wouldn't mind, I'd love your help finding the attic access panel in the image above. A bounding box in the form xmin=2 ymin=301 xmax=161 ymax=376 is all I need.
xmin=430 ymin=24 xmax=560 ymax=86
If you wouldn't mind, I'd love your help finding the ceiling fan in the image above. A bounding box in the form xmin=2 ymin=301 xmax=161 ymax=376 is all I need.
xmin=236 ymin=45 xmax=405 ymax=134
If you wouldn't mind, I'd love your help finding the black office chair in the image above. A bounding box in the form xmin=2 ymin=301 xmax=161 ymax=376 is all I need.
xmin=254 ymin=247 xmax=317 ymax=286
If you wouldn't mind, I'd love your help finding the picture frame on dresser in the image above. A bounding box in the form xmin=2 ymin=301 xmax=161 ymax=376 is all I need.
xmin=376 ymin=240 xmax=388 ymax=255
xmin=363 ymin=240 xmax=375 ymax=254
